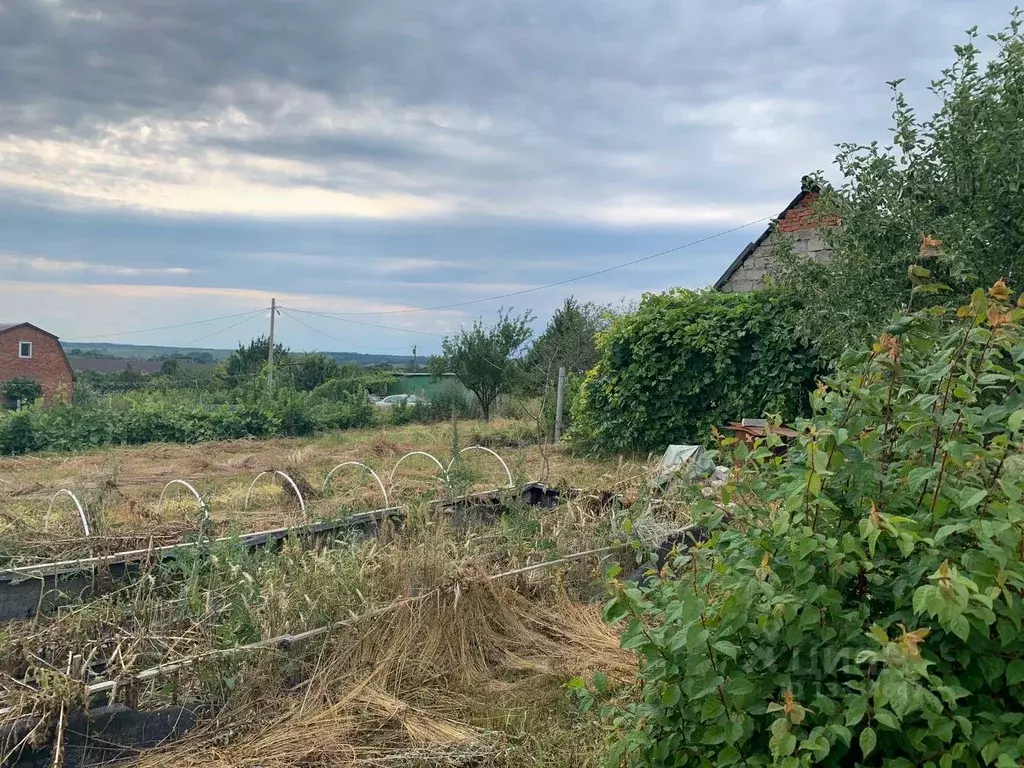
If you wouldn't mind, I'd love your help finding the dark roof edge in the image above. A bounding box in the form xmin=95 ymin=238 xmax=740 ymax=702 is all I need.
xmin=0 ymin=322 xmax=61 ymax=341
xmin=712 ymin=186 xmax=813 ymax=291
xmin=713 ymin=241 xmax=757 ymax=290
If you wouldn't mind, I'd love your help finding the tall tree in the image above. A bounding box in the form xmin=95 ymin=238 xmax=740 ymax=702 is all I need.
xmin=774 ymin=14 xmax=1024 ymax=360
xmin=289 ymin=353 xmax=341 ymax=392
xmin=224 ymin=336 xmax=289 ymax=387
xmin=524 ymin=296 xmax=607 ymax=385
xmin=429 ymin=308 xmax=534 ymax=420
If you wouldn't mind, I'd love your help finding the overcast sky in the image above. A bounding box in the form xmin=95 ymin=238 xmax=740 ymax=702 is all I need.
xmin=0 ymin=0 xmax=1013 ymax=354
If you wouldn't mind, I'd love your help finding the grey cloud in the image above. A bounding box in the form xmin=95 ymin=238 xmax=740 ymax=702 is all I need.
xmin=2 ymin=1 xmax=1008 ymax=163
xmin=0 ymin=0 xmax=1017 ymax=352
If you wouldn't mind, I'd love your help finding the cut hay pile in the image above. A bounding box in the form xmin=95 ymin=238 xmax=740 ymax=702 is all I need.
xmin=134 ymin=577 xmax=632 ymax=767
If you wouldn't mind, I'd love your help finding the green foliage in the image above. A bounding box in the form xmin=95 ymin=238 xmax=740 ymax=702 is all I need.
xmin=0 ymin=390 xmax=374 ymax=454
xmin=525 ymin=296 xmax=608 ymax=385
xmin=2 ymin=376 xmax=43 ymax=407
xmin=224 ymin=335 xmax=288 ymax=386
xmin=309 ymin=365 xmax=396 ymax=402
xmin=429 ymin=307 xmax=534 ymax=420
xmin=774 ymin=13 xmax=1024 ymax=360
xmin=287 ymin=352 xmax=341 ymax=392
xmin=586 ymin=283 xmax=1024 ymax=767
xmin=571 ymin=290 xmax=819 ymax=453
xmin=420 ymin=387 xmax=476 ymax=422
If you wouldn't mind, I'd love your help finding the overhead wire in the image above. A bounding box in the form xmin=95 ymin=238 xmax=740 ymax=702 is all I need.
xmin=281 ymin=307 xmax=448 ymax=338
xmin=63 ymin=308 xmax=270 ymax=342
xmin=279 ymin=308 xmax=415 ymax=353
xmin=56 ymin=215 xmax=772 ymax=348
xmin=306 ymin=215 xmax=772 ymax=316
xmin=177 ymin=308 xmax=269 ymax=348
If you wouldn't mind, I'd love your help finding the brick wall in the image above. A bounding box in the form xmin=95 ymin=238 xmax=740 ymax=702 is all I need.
xmin=775 ymin=191 xmax=841 ymax=233
xmin=719 ymin=192 xmax=838 ymax=293
xmin=0 ymin=326 xmax=74 ymax=404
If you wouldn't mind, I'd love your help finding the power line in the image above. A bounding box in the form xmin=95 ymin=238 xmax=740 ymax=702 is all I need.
xmin=281 ymin=307 xmax=447 ymax=338
xmin=63 ymin=308 xmax=269 ymax=342
xmin=178 ymin=309 xmax=268 ymax=348
xmin=313 ymin=216 xmax=772 ymax=316
xmin=279 ymin=309 xmax=414 ymax=353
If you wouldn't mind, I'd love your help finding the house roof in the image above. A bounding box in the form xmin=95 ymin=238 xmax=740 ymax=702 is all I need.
xmin=713 ymin=180 xmax=817 ymax=291
xmin=0 ymin=322 xmax=62 ymax=340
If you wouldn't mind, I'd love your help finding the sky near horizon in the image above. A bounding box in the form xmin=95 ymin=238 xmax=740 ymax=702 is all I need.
xmin=0 ymin=0 xmax=1013 ymax=354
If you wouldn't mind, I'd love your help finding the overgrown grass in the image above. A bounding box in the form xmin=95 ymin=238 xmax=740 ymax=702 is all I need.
xmin=0 ymin=423 xmax=696 ymax=766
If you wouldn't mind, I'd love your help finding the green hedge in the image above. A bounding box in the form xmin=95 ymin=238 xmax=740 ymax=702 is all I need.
xmin=570 ymin=289 xmax=820 ymax=453
xmin=0 ymin=392 xmax=374 ymax=455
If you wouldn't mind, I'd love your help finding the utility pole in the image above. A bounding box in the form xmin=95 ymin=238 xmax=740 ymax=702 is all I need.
xmin=267 ymin=298 xmax=277 ymax=395
xmin=412 ymin=345 xmax=417 ymax=373
xmin=554 ymin=366 xmax=566 ymax=442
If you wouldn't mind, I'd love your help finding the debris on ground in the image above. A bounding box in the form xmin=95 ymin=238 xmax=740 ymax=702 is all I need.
xmin=650 ymin=445 xmax=715 ymax=491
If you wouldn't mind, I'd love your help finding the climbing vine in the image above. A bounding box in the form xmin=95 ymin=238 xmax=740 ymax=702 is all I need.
xmin=570 ymin=289 xmax=819 ymax=453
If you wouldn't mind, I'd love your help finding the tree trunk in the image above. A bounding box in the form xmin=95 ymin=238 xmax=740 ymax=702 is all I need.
xmin=482 ymin=401 xmax=491 ymax=421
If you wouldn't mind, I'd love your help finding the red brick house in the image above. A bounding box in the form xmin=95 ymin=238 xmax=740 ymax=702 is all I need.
xmin=0 ymin=322 xmax=74 ymax=406
xmin=715 ymin=177 xmax=841 ymax=293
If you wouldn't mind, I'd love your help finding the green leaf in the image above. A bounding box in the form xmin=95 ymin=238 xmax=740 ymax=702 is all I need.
xmin=661 ymin=683 xmax=681 ymax=707
xmin=859 ymin=727 xmax=877 ymax=758
xmin=770 ymin=729 xmax=797 ymax=758
xmin=592 ymin=671 xmax=609 ymax=694
xmin=1009 ymin=409 xmax=1024 ymax=433
xmin=845 ymin=696 xmax=867 ymax=726
xmin=702 ymin=725 xmax=727 ymax=745
xmin=959 ymin=487 xmax=987 ymax=510
xmin=874 ymin=708 xmax=900 ymax=730
xmin=982 ymin=740 xmax=1002 ymax=764
xmin=828 ymin=723 xmax=852 ymax=747
xmin=1007 ymin=659 xmax=1024 ymax=686
xmin=603 ymin=598 xmax=630 ymax=624
xmin=701 ymin=696 xmax=724 ymax=720
xmin=949 ymin=614 xmax=971 ymax=641
xmin=717 ymin=746 xmax=742 ymax=766
xmin=713 ymin=640 xmax=739 ymax=660
xmin=913 ymin=585 xmax=934 ymax=616
xmin=726 ymin=678 xmax=754 ymax=697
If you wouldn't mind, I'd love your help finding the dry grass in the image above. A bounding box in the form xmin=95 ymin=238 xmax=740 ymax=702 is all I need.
xmin=133 ymin=578 xmax=632 ymax=768
xmin=0 ymin=420 xmax=679 ymax=767
xmin=0 ymin=419 xmax=632 ymax=566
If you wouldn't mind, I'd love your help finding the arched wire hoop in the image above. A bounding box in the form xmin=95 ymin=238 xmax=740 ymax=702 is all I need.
xmin=243 ymin=470 xmax=308 ymax=520
xmin=447 ymin=446 xmax=514 ymax=489
xmin=157 ymin=480 xmax=208 ymax=520
xmin=388 ymin=451 xmax=448 ymax=488
xmin=43 ymin=489 xmax=92 ymax=536
xmin=321 ymin=462 xmax=390 ymax=508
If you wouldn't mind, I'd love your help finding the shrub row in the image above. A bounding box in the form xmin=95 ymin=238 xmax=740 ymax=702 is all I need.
xmin=0 ymin=392 xmax=375 ymax=455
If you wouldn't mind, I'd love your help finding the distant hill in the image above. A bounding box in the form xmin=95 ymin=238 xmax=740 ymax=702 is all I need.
xmin=62 ymin=342 xmax=415 ymax=368
xmin=62 ymin=342 xmax=232 ymax=362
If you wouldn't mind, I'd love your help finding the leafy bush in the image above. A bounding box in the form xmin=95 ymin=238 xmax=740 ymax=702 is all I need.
xmin=0 ymin=390 xmax=374 ymax=455
xmin=0 ymin=411 xmax=38 ymax=454
xmin=421 ymin=388 xmax=476 ymax=422
xmin=584 ymin=282 xmax=1024 ymax=766
xmin=1 ymin=376 xmax=43 ymax=407
xmin=570 ymin=290 xmax=820 ymax=453
xmin=774 ymin=14 xmax=1024 ymax=360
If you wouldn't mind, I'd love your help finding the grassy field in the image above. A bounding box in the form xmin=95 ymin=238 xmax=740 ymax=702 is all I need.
xmin=0 ymin=418 xmax=651 ymax=567
xmin=0 ymin=418 xmax=686 ymax=766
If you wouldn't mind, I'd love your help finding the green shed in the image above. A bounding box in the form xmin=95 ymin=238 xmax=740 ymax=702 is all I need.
xmin=386 ymin=373 xmax=473 ymax=403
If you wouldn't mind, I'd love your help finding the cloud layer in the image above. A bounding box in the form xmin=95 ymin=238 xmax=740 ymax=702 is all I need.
xmin=0 ymin=0 xmax=1012 ymax=351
